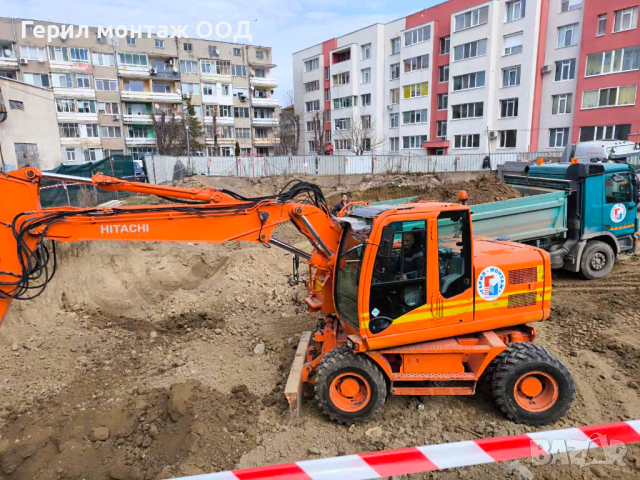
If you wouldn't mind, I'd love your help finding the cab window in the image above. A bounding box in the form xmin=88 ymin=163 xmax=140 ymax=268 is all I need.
xmin=605 ymin=174 xmax=631 ymax=204
xmin=369 ymin=221 xmax=426 ymax=326
xmin=437 ymin=211 xmax=471 ymax=299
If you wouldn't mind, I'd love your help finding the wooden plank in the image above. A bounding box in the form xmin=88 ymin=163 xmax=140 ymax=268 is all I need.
xmin=284 ymin=331 xmax=311 ymax=425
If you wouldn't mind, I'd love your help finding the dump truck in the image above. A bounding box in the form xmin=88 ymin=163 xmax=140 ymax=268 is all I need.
xmin=1 ymin=167 xmax=575 ymax=426
xmin=374 ymin=162 xmax=639 ymax=279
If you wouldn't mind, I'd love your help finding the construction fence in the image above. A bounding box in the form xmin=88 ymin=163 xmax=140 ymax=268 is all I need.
xmin=146 ymin=151 xmax=562 ymax=184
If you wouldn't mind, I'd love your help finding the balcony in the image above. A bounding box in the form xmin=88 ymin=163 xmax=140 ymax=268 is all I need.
xmin=118 ymin=65 xmax=150 ymax=78
xmin=253 ymin=137 xmax=280 ymax=146
xmin=252 ymin=117 xmax=278 ymax=126
xmin=0 ymin=57 xmax=19 ymax=70
xmin=60 ymin=137 xmax=102 ymax=148
xmin=123 ymin=114 xmax=182 ymax=125
xmin=125 ymin=137 xmax=156 ymax=146
xmin=56 ymin=112 xmax=99 ymax=123
xmin=250 ymin=76 xmax=278 ymax=89
xmin=205 ymin=137 xmax=236 ymax=145
xmin=120 ymin=90 xmax=182 ymax=103
xmin=52 ymin=87 xmax=96 ymax=100
xmin=49 ymin=60 xmax=93 ymax=73
xmin=252 ymin=97 xmax=279 ymax=108
xmin=204 ymin=116 xmax=234 ymax=126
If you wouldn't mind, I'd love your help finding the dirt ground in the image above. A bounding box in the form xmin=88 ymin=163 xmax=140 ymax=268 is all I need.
xmin=0 ymin=173 xmax=638 ymax=480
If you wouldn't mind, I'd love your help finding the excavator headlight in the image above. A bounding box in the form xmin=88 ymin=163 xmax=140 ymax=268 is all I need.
xmin=347 ymin=338 xmax=354 ymax=349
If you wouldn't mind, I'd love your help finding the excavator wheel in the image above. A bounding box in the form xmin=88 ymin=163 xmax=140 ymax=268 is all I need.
xmin=315 ymin=346 xmax=386 ymax=425
xmin=492 ymin=343 xmax=575 ymax=426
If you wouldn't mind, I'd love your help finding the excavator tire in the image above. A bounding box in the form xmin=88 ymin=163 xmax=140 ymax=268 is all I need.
xmin=315 ymin=346 xmax=386 ymax=425
xmin=580 ymin=240 xmax=615 ymax=280
xmin=492 ymin=342 xmax=575 ymax=426
xmin=478 ymin=349 xmax=510 ymax=393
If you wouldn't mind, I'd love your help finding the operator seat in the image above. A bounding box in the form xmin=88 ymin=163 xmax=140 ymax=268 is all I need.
xmin=440 ymin=255 xmax=464 ymax=297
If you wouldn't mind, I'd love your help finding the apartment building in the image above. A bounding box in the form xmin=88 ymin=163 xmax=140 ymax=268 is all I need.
xmin=293 ymin=0 xmax=640 ymax=156
xmin=0 ymin=17 xmax=279 ymax=164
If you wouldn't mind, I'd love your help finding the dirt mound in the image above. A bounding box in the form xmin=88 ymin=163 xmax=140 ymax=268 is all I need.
xmin=414 ymin=175 xmax=522 ymax=204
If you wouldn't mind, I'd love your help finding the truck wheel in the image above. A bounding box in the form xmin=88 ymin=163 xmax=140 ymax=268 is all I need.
xmin=315 ymin=346 xmax=386 ymax=425
xmin=580 ymin=240 xmax=615 ymax=280
xmin=492 ymin=343 xmax=574 ymax=426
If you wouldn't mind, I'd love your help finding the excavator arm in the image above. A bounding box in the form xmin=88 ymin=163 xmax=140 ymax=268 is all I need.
xmin=0 ymin=167 xmax=343 ymax=326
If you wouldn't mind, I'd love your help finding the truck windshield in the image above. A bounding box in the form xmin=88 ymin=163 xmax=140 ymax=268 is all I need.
xmin=335 ymin=220 xmax=370 ymax=328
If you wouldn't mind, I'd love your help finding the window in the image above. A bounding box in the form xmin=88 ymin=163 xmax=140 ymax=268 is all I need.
xmin=231 ymin=65 xmax=247 ymax=77
xmin=76 ymin=74 xmax=91 ymax=88
xmin=24 ymin=25 xmax=35 ymax=35
xmin=304 ymin=57 xmax=319 ymax=72
xmin=390 ymin=88 xmax=400 ymax=104
xmin=506 ymin=0 xmax=524 ymax=22
xmin=183 ymin=43 xmax=193 ymax=51
xmin=454 ymin=134 xmax=480 ymax=149
xmin=126 ymin=104 xmax=148 ymax=116
xmin=390 ymin=63 xmax=400 ymax=80
xmin=502 ymin=66 xmax=521 ymax=87
xmin=361 ymin=43 xmax=371 ymax=60
xmin=504 ymin=33 xmax=523 ymax=55
xmin=254 ymin=107 xmax=275 ymax=119
xmin=335 ymin=118 xmax=351 ymax=131
xmin=549 ymin=128 xmax=569 ymax=148
xmin=499 ymin=130 xmax=517 ymax=148
xmin=585 ymin=46 xmax=640 ymax=77
xmin=580 ymin=124 xmax=631 ymax=142
xmin=455 ymin=6 xmax=489 ymax=31
xmin=325 ymin=88 xmax=331 ymax=101
xmin=582 ymin=86 xmax=636 ymax=109
xmin=552 ymin=94 xmax=573 ymax=115
xmin=598 ymin=14 xmax=607 ymax=36
xmin=605 ymin=174 xmax=632 ymax=204
xmin=20 ymin=46 xmax=45 ymax=61
xmin=334 ymin=139 xmax=352 ymax=151
xmin=151 ymin=59 xmax=172 ymax=73
xmin=333 ymin=96 xmax=356 ymax=109
xmin=334 ymin=50 xmax=351 ymax=63
xmin=361 ymin=68 xmax=371 ymax=84
xmin=254 ymin=68 xmax=266 ymax=78
xmin=403 ymin=82 xmax=429 ymax=99
xmin=453 ymin=39 xmax=487 ymax=61
xmin=77 ymin=100 xmax=97 ymax=114
xmin=154 ymin=39 xmax=164 ymax=48
xmin=500 ymin=98 xmax=519 ymax=118
xmin=59 ymin=123 xmax=80 ymax=138
xmin=203 ymin=104 xmax=216 ymax=117
xmin=361 ymin=93 xmax=372 ymax=106
xmin=9 ymin=100 xmax=24 ymax=110
xmin=218 ymin=105 xmax=232 ymax=117
xmin=404 ymin=54 xmax=429 ymax=72
xmin=70 ymin=47 xmax=90 ymax=63
xmin=93 ymin=52 xmax=115 ymax=66
xmin=614 ymin=7 xmax=638 ymax=32
xmin=439 ymin=65 xmax=449 ymax=82
xmin=557 ymin=24 xmax=580 ymax=48
xmin=402 ymin=109 xmax=428 ymax=124
xmin=256 ymin=49 xmax=265 ymax=59
xmin=369 ymin=221 xmax=427 ymax=322
xmin=23 ymin=73 xmax=50 ymax=88
xmin=390 ymin=137 xmax=399 ymax=152
xmin=402 ymin=135 xmax=428 ymax=149
xmin=234 ymin=48 xmax=241 ymax=56
xmin=437 ymin=120 xmax=447 ymax=138
xmin=304 ymin=80 xmax=320 ymax=92
xmin=236 ymin=128 xmax=251 ymax=139
xmin=452 ymin=102 xmax=484 ymax=119
xmin=361 ymin=115 xmax=371 ymax=130
xmin=561 ymin=0 xmax=582 ymax=12
xmin=96 ymin=33 xmax=107 ymax=43
xmin=56 ymin=98 xmax=75 ymax=113
xmin=95 ymin=78 xmax=118 ymax=91
xmin=324 ymin=67 xmax=330 ymax=81
xmin=98 ymin=102 xmax=119 ymax=115
xmin=333 ymin=72 xmax=349 ymax=86
xmin=453 ymin=71 xmax=485 ymax=91
xmin=118 ymin=53 xmax=147 ymax=66
xmin=391 ymin=37 xmax=401 ymax=55
xmin=390 ymin=113 xmax=399 ymax=128
xmin=438 ymin=93 xmax=448 ymax=111
xmin=52 ymin=73 xmax=73 ymax=88
xmin=123 ymin=80 xmax=144 ymax=92
xmin=127 ymin=37 xmax=136 ymax=45
xmin=181 ymin=83 xmax=200 ymax=95
xmin=440 ymin=36 xmax=450 ymax=55
xmin=305 ymin=100 xmax=320 ymax=112
xmin=48 ymin=45 xmax=68 ymax=62
xmin=180 ymin=60 xmax=197 ymax=73
xmin=128 ymin=126 xmax=150 ymax=138
xmin=84 ymin=148 xmax=102 ymax=162
xmin=555 ymin=58 xmax=576 ymax=81
xmin=86 ymin=125 xmax=99 ymax=137
xmin=152 ymin=82 xmax=171 ymax=93
xmin=405 ymin=25 xmax=431 ymax=46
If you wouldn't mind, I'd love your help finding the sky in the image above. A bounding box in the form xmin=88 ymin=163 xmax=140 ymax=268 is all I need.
xmin=5 ymin=0 xmax=446 ymax=104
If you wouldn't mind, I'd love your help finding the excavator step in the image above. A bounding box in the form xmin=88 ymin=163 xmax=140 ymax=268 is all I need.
xmin=304 ymin=296 xmax=323 ymax=311
xmin=381 ymin=343 xmax=492 ymax=354
xmin=284 ymin=331 xmax=312 ymax=424
xmin=391 ymin=385 xmax=476 ymax=396
xmin=392 ymin=372 xmax=476 ymax=381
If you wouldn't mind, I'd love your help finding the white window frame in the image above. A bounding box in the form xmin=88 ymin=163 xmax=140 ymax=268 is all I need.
xmin=390 ymin=63 xmax=400 ymax=80
xmin=506 ymin=0 xmax=524 ymax=22
xmin=451 ymin=102 xmax=484 ymax=120
xmin=95 ymin=78 xmax=118 ymax=91
xmin=557 ymin=23 xmax=580 ymax=49
xmin=555 ymin=59 xmax=576 ymax=82
xmin=155 ymin=39 xmax=164 ymax=48
xmin=404 ymin=25 xmax=431 ymax=46
xmin=597 ymin=14 xmax=607 ymax=37
xmin=390 ymin=113 xmax=399 ymax=129
xmin=561 ymin=0 xmax=582 ymax=13
xmin=549 ymin=128 xmax=569 ymax=148
xmin=498 ymin=130 xmax=518 ymax=149
xmin=333 ymin=72 xmax=349 ymax=86
xmin=20 ymin=46 xmax=45 ymax=61
xmin=403 ymin=54 xmax=429 ymax=73
xmin=500 ymin=98 xmax=519 ymax=118
xmin=455 ymin=6 xmax=489 ymax=32
xmin=391 ymin=37 xmax=401 ymax=55
xmin=402 ymin=135 xmax=428 ymax=149
xmin=453 ymin=39 xmax=487 ymax=62
xmin=361 ymin=68 xmax=371 ymax=84
xmin=552 ymin=93 xmax=573 ymax=115
xmin=439 ymin=36 xmax=450 ymax=55
xmin=452 ymin=71 xmax=485 ymax=92
xmin=581 ymin=86 xmax=637 ymax=109
xmin=390 ymin=137 xmax=399 ymax=152
xmin=439 ymin=65 xmax=449 ymax=83
xmin=504 ymin=33 xmax=523 ymax=55
xmin=390 ymin=88 xmax=400 ymax=104
xmin=402 ymin=109 xmax=428 ymax=125
xmin=585 ymin=46 xmax=640 ymax=77
xmin=437 ymin=93 xmax=448 ymax=111
xmin=613 ymin=7 xmax=639 ymax=33
xmin=437 ymin=120 xmax=447 ymax=138
xmin=304 ymin=57 xmax=320 ymax=72
xmin=361 ymin=43 xmax=371 ymax=60
xmin=454 ymin=134 xmax=480 ymax=149
xmin=69 ymin=47 xmax=90 ymax=63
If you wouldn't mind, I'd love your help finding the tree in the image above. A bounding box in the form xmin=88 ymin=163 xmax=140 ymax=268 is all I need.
xmin=180 ymin=97 xmax=204 ymax=155
xmin=309 ymin=109 xmax=327 ymax=154
xmin=334 ymin=110 xmax=386 ymax=155
xmin=276 ymin=90 xmax=301 ymax=155
xmin=235 ymin=141 xmax=240 ymax=157
xmin=151 ymin=110 xmax=182 ymax=155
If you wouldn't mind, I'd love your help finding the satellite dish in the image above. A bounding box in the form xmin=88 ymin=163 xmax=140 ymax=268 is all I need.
xmin=154 ymin=103 xmax=160 ymax=108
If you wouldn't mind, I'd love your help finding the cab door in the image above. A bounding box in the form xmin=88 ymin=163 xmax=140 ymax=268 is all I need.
xmin=428 ymin=210 xmax=474 ymax=328
xmin=603 ymin=172 xmax=636 ymax=236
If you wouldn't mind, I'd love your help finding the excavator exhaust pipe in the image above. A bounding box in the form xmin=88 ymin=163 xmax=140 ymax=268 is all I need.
xmin=283 ymin=331 xmax=312 ymax=424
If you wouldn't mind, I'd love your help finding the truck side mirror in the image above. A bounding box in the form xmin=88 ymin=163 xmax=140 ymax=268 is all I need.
xmin=378 ymin=226 xmax=395 ymax=258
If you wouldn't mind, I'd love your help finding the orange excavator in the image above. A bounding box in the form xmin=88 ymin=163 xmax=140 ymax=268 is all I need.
xmin=0 ymin=167 xmax=575 ymax=425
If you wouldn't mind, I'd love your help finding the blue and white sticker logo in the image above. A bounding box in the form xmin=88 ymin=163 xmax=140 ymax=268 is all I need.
xmin=477 ymin=266 xmax=506 ymax=302
xmin=611 ymin=204 xmax=626 ymax=223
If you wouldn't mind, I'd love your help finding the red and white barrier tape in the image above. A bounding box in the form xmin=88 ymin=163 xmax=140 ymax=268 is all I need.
xmin=173 ymin=420 xmax=640 ymax=480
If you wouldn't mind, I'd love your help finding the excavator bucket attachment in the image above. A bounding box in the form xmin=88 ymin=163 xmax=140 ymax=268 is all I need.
xmin=284 ymin=331 xmax=312 ymax=424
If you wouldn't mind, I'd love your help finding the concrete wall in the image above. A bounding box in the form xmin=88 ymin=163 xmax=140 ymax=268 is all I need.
xmin=0 ymin=77 xmax=62 ymax=170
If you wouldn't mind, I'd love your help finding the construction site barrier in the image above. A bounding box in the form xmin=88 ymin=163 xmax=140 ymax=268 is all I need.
xmin=171 ymin=420 xmax=640 ymax=480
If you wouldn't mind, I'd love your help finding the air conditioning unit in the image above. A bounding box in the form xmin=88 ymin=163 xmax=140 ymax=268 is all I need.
xmin=541 ymin=65 xmax=552 ymax=74
xmin=150 ymin=68 xmax=157 ymax=75
xmin=238 ymin=94 xmax=247 ymax=101
xmin=489 ymin=131 xmax=498 ymax=140
xmin=173 ymin=67 xmax=179 ymax=73
xmin=112 ymin=115 xmax=119 ymax=120
xmin=182 ymin=94 xmax=189 ymax=100
xmin=386 ymin=105 xmax=393 ymax=110
xmin=19 ymin=58 xmax=28 ymax=65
